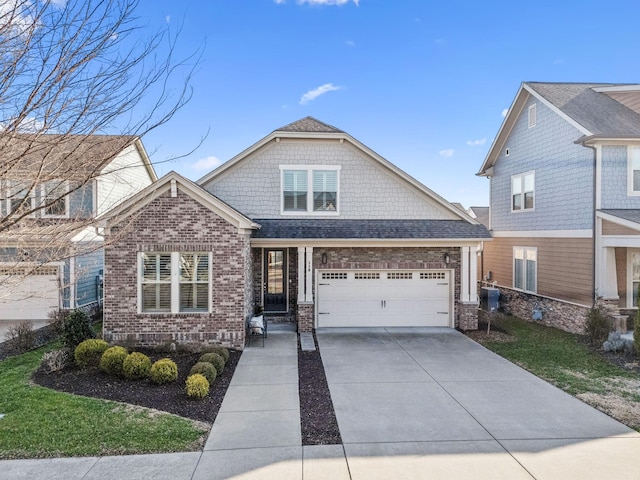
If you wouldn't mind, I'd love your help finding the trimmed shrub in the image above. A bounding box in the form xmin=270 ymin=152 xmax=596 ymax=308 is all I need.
xmin=40 ymin=349 xmax=70 ymax=373
xmin=584 ymin=305 xmax=610 ymax=347
xmin=60 ymin=309 xmax=95 ymax=350
xmin=100 ymin=346 xmax=129 ymax=376
xmin=209 ymin=345 xmax=229 ymax=363
xmin=122 ymin=352 xmax=152 ymax=380
xmin=5 ymin=320 xmax=35 ymax=353
xmin=199 ymin=352 xmax=225 ymax=374
xmin=185 ymin=373 xmax=209 ymax=399
xmin=150 ymin=358 xmax=179 ymax=385
xmin=603 ymin=332 xmax=634 ymax=354
xmin=190 ymin=361 xmax=217 ymax=384
xmin=74 ymin=339 xmax=109 ymax=368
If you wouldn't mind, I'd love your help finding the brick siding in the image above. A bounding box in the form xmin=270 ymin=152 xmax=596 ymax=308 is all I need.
xmin=103 ymin=190 xmax=251 ymax=349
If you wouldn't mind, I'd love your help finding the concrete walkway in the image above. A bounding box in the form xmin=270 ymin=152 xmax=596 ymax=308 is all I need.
xmin=2 ymin=327 xmax=640 ymax=479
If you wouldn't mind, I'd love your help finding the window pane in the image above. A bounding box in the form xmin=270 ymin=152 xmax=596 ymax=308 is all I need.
xmin=524 ymin=192 xmax=534 ymax=209
xmin=283 ymin=170 xmax=307 ymax=191
xmin=634 ymin=170 xmax=640 ymax=192
xmin=196 ymin=254 xmax=209 ymax=281
xmin=514 ymin=258 xmax=523 ymax=289
xmin=526 ymin=259 xmax=536 ymax=292
xmin=143 ymin=254 xmax=158 ymax=281
xmin=524 ymin=173 xmax=534 ymax=192
xmin=284 ymin=191 xmax=307 ymax=211
xmin=180 ymin=253 xmax=194 ymax=281
xmin=179 ymin=283 xmax=208 ymax=312
xmin=512 ymin=193 xmax=521 ymax=210
xmin=313 ymin=192 xmax=337 ymax=211
xmin=512 ymin=176 xmax=522 ymax=194
xmin=142 ymin=284 xmax=170 ymax=312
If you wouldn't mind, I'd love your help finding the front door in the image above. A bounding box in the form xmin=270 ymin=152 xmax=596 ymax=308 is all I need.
xmin=264 ymin=249 xmax=287 ymax=312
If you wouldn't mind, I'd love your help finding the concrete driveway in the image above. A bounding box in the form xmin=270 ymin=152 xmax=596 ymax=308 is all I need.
xmin=317 ymin=327 xmax=640 ymax=480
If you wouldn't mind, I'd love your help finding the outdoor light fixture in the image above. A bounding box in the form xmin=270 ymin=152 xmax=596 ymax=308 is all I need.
xmin=322 ymin=253 xmax=328 ymax=265
xmin=444 ymin=253 xmax=450 ymax=264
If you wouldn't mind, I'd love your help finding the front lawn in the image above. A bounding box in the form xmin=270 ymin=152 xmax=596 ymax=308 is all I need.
xmin=0 ymin=345 xmax=208 ymax=459
xmin=468 ymin=315 xmax=640 ymax=431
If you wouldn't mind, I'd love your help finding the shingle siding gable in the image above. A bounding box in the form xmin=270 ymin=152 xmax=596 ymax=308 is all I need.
xmin=491 ymin=95 xmax=594 ymax=231
xmin=205 ymin=139 xmax=459 ymax=220
xmin=600 ymin=145 xmax=640 ymax=209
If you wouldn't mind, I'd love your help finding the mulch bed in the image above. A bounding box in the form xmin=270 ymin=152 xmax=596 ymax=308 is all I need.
xmin=298 ymin=331 xmax=342 ymax=445
xmin=32 ymin=348 xmax=241 ymax=424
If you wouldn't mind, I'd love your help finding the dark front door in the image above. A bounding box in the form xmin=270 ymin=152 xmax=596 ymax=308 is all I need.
xmin=264 ymin=249 xmax=287 ymax=312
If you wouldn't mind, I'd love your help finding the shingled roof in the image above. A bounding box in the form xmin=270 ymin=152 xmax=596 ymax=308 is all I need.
xmin=526 ymin=82 xmax=640 ymax=137
xmin=252 ymin=219 xmax=490 ymax=240
xmin=274 ymin=116 xmax=344 ymax=134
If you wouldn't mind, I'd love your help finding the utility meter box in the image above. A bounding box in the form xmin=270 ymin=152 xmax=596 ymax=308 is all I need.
xmin=480 ymin=287 xmax=499 ymax=312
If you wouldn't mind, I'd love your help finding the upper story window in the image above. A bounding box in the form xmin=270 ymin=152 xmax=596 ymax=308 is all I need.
xmin=528 ymin=104 xmax=537 ymax=128
xmin=511 ymin=171 xmax=535 ymax=212
xmin=628 ymin=146 xmax=640 ymax=196
xmin=41 ymin=180 xmax=69 ymax=218
xmin=280 ymin=165 xmax=340 ymax=215
xmin=7 ymin=181 xmax=35 ymax=217
xmin=140 ymin=252 xmax=211 ymax=314
xmin=513 ymin=246 xmax=537 ymax=293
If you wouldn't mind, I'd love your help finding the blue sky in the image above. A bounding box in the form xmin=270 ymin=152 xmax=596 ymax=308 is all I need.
xmin=135 ymin=0 xmax=640 ymax=208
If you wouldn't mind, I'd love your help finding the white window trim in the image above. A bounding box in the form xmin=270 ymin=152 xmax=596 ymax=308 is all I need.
xmin=627 ymin=146 xmax=640 ymax=197
xmin=138 ymin=252 xmax=213 ymax=314
xmin=279 ymin=165 xmax=341 ymax=216
xmin=40 ymin=180 xmax=70 ymax=218
xmin=528 ymin=104 xmax=537 ymax=128
xmin=511 ymin=170 xmax=535 ymax=213
xmin=513 ymin=246 xmax=537 ymax=294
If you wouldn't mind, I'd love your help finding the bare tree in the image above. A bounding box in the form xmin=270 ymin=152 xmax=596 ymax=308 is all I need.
xmin=0 ymin=0 xmax=199 ymax=308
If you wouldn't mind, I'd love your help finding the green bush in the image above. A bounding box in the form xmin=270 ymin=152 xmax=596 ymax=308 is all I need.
xmin=150 ymin=358 xmax=179 ymax=384
xmin=189 ymin=361 xmax=217 ymax=384
xmin=185 ymin=373 xmax=209 ymax=399
xmin=199 ymin=352 xmax=225 ymax=374
xmin=60 ymin=309 xmax=95 ymax=350
xmin=122 ymin=352 xmax=151 ymax=380
xmin=584 ymin=305 xmax=610 ymax=347
xmin=99 ymin=346 xmax=129 ymax=376
xmin=209 ymin=345 xmax=229 ymax=363
xmin=74 ymin=339 xmax=109 ymax=368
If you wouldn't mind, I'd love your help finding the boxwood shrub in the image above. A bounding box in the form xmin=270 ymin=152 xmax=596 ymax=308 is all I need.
xmin=74 ymin=339 xmax=109 ymax=368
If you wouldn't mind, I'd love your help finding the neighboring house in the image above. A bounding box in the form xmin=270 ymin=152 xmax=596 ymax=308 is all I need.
xmin=478 ymin=82 xmax=640 ymax=332
xmin=101 ymin=117 xmax=490 ymax=349
xmin=0 ymin=135 xmax=156 ymax=322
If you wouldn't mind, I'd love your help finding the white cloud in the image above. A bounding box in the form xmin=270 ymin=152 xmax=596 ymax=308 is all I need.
xmin=190 ymin=155 xmax=222 ymax=171
xmin=466 ymin=138 xmax=486 ymax=146
xmin=439 ymin=149 xmax=454 ymax=158
xmin=501 ymin=108 xmax=508 ymax=118
xmin=346 ymin=39 xmax=355 ymax=47
xmin=274 ymin=0 xmax=286 ymax=3
xmin=49 ymin=0 xmax=67 ymax=6
xmin=165 ymin=15 xmax=171 ymax=24
xmin=299 ymin=83 xmax=341 ymax=105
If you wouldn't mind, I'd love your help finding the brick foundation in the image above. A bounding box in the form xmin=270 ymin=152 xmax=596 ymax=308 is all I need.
xmin=458 ymin=302 xmax=479 ymax=330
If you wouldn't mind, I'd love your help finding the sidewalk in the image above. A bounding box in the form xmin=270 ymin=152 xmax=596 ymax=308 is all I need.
xmin=0 ymin=328 xmax=349 ymax=480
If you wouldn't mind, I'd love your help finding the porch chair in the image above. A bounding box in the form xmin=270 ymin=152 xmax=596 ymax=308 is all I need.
xmin=247 ymin=314 xmax=267 ymax=347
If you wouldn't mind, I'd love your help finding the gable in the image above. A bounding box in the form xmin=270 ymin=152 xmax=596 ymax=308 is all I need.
xmin=201 ymin=134 xmax=465 ymax=222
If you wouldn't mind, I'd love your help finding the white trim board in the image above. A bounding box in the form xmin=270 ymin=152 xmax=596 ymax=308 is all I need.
xmin=491 ymin=230 xmax=592 ymax=238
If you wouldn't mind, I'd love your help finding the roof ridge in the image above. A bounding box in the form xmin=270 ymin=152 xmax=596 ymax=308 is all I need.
xmin=274 ymin=116 xmax=344 ymax=133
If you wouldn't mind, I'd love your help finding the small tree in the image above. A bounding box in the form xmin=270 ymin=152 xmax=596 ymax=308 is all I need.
xmin=584 ymin=304 xmax=610 ymax=347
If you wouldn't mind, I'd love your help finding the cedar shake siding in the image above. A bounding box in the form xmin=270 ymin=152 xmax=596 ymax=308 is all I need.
xmin=483 ymin=236 xmax=593 ymax=306
xmin=103 ymin=190 xmax=251 ymax=349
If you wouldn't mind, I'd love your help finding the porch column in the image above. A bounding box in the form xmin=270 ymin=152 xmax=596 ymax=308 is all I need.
xmin=469 ymin=246 xmax=478 ymax=303
xmin=460 ymin=246 xmax=470 ymax=302
xmin=297 ymin=246 xmax=314 ymax=303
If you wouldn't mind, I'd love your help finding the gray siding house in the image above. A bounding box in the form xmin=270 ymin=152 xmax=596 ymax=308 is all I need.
xmin=102 ymin=117 xmax=490 ymax=348
xmin=0 ymin=135 xmax=156 ymax=322
xmin=478 ymin=82 xmax=640 ymax=331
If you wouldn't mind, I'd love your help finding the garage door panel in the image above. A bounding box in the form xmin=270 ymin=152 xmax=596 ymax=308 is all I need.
xmin=317 ymin=269 xmax=452 ymax=328
xmin=0 ymin=272 xmax=60 ymax=321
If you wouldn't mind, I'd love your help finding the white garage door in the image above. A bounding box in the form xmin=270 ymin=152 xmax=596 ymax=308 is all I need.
xmin=316 ymin=270 xmax=452 ymax=328
xmin=0 ymin=267 xmax=60 ymax=321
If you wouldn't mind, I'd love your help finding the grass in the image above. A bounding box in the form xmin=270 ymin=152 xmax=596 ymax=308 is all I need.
xmin=0 ymin=344 xmax=208 ymax=459
xmin=471 ymin=314 xmax=640 ymax=430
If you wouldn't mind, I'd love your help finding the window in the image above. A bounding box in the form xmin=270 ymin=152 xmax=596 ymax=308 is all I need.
xmin=41 ymin=181 xmax=69 ymax=218
xmin=627 ymin=146 xmax=640 ymax=196
xmin=140 ymin=252 xmax=211 ymax=313
xmin=512 ymin=171 xmax=534 ymax=211
xmin=513 ymin=247 xmax=537 ymax=293
xmin=528 ymin=104 xmax=537 ymax=128
xmin=7 ymin=181 xmax=35 ymax=216
xmin=629 ymin=250 xmax=640 ymax=307
xmin=281 ymin=166 xmax=340 ymax=214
